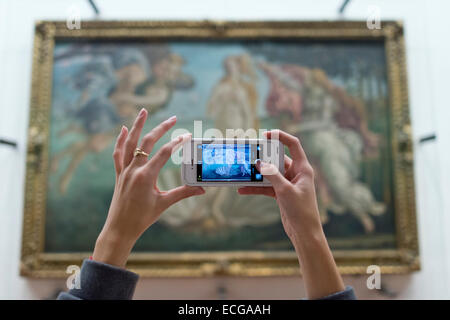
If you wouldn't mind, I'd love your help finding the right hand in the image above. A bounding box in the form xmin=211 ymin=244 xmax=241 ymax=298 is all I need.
xmin=238 ymin=130 xmax=345 ymax=299
xmin=238 ymin=130 xmax=322 ymax=246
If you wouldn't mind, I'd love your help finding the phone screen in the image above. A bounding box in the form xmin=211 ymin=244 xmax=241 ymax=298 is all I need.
xmin=196 ymin=143 xmax=263 ymax=182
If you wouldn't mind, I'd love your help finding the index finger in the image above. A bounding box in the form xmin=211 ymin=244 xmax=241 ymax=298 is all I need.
xmin=140 ymin=115 xmax=177 ymax=155
xmin=284 ymin=155 xmax=292 ymax=172
xmin=144 ymin=133 xmax=191 ymax=176
xmin=264 ymin=130 xmax=308 ymax=164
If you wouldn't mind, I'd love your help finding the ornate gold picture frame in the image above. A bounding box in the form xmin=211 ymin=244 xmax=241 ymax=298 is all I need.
xmin=21 ymin=20 xmax=419 ymax=277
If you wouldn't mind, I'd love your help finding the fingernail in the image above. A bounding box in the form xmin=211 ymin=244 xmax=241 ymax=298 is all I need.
xmin=139 ymin=108 xmax=146 ymax=117
xmin=168 ymin=115 xmax=177 ymax=122
xmin=121 ymin=125 xmax=127 ymax=134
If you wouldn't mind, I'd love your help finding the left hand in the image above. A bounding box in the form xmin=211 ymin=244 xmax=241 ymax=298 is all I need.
xmin=93 ymin=108 xmax=205 ymax=267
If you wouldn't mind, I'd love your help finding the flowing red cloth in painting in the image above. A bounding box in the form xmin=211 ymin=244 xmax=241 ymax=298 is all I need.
xmin=261 ymin=63 xmax=378 ymax=156
xmin=262 ymin=64 xmax=304 ymax=122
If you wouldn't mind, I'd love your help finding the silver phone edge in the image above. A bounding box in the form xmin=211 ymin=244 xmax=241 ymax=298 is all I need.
xmin=180 ymin=139 xmax=284 ymax=187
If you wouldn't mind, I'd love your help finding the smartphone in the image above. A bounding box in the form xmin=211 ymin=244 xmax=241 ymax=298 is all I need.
xmin=181 ymin=138 xmax=284 ymax=186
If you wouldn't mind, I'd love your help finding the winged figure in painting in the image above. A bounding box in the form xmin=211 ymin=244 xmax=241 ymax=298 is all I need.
xmin=51 ymin=45 xmax=193 ymax=194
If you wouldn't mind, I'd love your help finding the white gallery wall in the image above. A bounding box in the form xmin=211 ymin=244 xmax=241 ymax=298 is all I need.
xmin=0 ymin=0 xmax=449 ymax=299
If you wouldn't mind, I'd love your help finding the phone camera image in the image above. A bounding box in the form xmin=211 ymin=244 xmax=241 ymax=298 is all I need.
xmin=202 ymin=144 xmax=251 ymax=181
xmin=197 ymin=143 xmax=262 ymax=182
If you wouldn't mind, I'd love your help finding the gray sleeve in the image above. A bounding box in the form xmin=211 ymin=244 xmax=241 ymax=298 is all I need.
xmin=57 ymin=259 xmax=139 ymax=300
xmin=57 ymin=259 xmax=355 ymax=300
xmin=318 ymin=286 xmax=356 ymax=300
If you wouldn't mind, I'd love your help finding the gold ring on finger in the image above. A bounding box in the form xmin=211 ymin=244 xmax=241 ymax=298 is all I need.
xmin=134 ymin=148 xmax=149 ymax=158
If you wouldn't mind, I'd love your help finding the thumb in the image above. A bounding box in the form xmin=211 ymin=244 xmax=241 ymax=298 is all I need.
xmin=160 ymin=185 xmax=205 ymax=210
xmin=257 ymin=160 xmax=290 ymax=191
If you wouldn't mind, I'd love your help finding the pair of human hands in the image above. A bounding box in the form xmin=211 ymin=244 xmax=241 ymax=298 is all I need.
xmin=93 ymin=109 xmax=344 ymax=299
